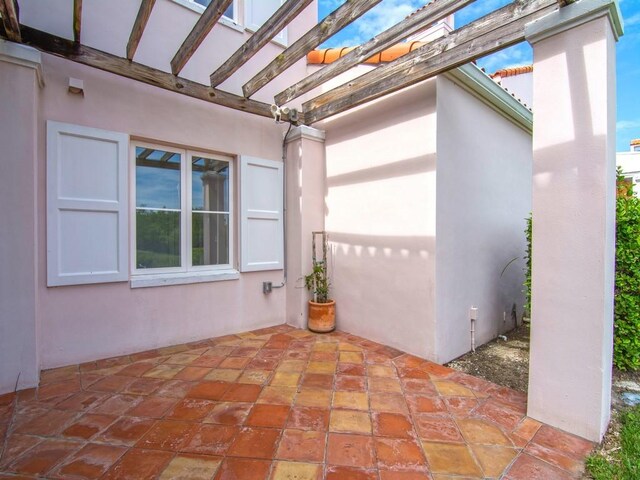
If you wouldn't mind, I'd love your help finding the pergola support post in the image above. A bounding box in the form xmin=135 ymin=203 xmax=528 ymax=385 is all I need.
xmin=284 ymin=126 xmax=326 ymax=330
xmin=525 ymin=0 xmax=623 ymax=441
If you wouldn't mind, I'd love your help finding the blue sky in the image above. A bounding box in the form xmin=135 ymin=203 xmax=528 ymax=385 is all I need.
xmin=318 ymin=0 xmax=640 ymax=151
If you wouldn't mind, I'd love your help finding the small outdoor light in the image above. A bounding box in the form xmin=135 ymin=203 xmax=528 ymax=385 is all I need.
xmin=68 ymin=77 xmax=84 ymax=95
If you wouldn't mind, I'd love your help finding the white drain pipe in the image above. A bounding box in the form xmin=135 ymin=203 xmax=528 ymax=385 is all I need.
xmin=470 ymin=307 xmax=478 ymax=353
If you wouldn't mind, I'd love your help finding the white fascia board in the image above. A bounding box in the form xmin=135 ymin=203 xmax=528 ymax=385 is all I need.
xmin=0 ymin=39 xmax=45 ymax=88
xmin=443 ymin=64 xmax=533 ymax=135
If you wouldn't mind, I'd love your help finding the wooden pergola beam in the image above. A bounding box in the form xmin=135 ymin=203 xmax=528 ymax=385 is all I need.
xmin=209 ymin=0 xmax=313 ymax=88
xmin=303 ymin=0 xmax=557 ymax=125
xmin=170 ymin=0 xmax=232 ymax=75
xmin=0 ymin=0 xmax=20 ymax=42
xmin=275 ymin=0 xmax=475 ymax=107
xmin=10 ymin=24 xmax=285 ymax=121
xmin=242 ymin=0 xmax=382 ymax=98
xmin=127 ymin=0 xmax=156 ymax=61
xmin=73 ymin=0 xmax=82 ymax=43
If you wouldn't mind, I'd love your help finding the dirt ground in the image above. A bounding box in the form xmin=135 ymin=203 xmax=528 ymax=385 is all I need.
xmin=445 ymin=323 xmax=640 ymax=477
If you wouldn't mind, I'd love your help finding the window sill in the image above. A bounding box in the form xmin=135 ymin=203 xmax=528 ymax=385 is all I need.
xmin=130 ymin=269 xmax=240 ymax=288
xmin=171 ymin=0 xmax=244 ymax=33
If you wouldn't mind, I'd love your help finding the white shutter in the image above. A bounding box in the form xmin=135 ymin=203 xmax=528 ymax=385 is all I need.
xmin=240 ymin=156 xmax=283 ymax=272
xmin=47 ymin=121 xmax=129 ymax=286
xmin=245 ymin=0 xmax=287 ymax=44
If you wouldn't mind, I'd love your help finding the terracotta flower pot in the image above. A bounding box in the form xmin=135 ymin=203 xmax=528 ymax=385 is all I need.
xmin=308 ymin=300 xmax=336 ymax=333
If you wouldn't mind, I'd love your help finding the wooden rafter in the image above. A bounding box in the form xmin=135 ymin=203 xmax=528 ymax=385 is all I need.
xmin=275 ymin=0 xmax=475 ymax=107
xmin=73 ymin=0 xmax=82 ymax=43
xmin=127 ymin=0 xmax=156 ymax=60
xmin=9 ymin=24 xmax=287 ymax=121
xmin=303 ymin=0 xmax=557 ymax=125
xmin=0 ymin=0 xmax=20 ymax=42
xmin=242 ymin=0 xmax=383 ymax=98
xmin=209 ymin=0 xmax=313 ymax=88
xmin=170 ymin=0 xmax=232 ymax=75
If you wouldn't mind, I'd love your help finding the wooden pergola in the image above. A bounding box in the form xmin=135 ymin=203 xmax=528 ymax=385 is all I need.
xmin=0 ymin=0 xmax=571 ymax=125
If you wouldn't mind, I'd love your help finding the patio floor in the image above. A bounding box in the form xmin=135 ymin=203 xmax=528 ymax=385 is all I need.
xmin=0 ymin=325 xmax=593 ymax=479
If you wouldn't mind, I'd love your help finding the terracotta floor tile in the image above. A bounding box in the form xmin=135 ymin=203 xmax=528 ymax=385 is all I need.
xmin=421 ymin=442 xmax=483 ymax=477
xmin=286 ymin=407 xmax=329 ymax=431
xmin=136 ymin=420 xmax=197 ymax=451
xmin=474 ymin=399 xmax=525 ymax=432
xmin=504 ymin=453 xmax=575 ymax=480
xmin=333 ymin=391 xmax=369 ymax=410
xmin=530 ymin=424 xmax=593 ymax=459
xmin=238 ymin=370 xmax=271 ymax=385
xmin=276 ymin=429 xmax=325 ymax=462
xmin=406 ymin=395 xmax=447 ymax=414
xmin=219 ymin=357 xmax=252 ymax=370
xmin=432 ymin=380 xmax=475 ymax=397
xmin=372 ymin=412 xmax=414 ymax=439
xmin=204 ymin=402 xmax=253 ymax=425
xmin=330 ymin=409 xmax=372 ymax=434
xmin=167 ymin=398 xmax=216 ymax=421
xmin=307 ymin=361 xmax=336 ymax=375
xmin=144 ymin=364 xmax=185 ymax=379
xmin=174 ymin=366 xmax=212 ymax=382
xmin=338 ymin=342 xmax=363 ymax=352
xmin=7 ymin=439 xmax=80 ymax=476
xmin=227 ymin=427 xmax=280 ymax=459
xmin=205 ymin=369 xmax=242 ymax=382
xmin=116 ymin=362 xmax=157 ymax=377
xmin=310 ymin=351 xmax=337 ymax=361
xmin=159 ymin=453 xmax=222 ymax=480
xmin=95 ymin=416 xmax=156 ymax=446
xmin=375 ymin=437 xmax=428 ymax=469
xmin=87 ymin=375 xmax=135 ymax=393
xmin=257 ymin=386 xmax=297 ymax=405
xmin=182 ymin=424 xmax=239 ymax=456
xmin=155 ymin=380 xmax=197 ymax=398
xmin=214 ymin=457 xmax=271 ymax=480
xmin=402 ymin=379 xmax=437 ymax=396
xmin=367 ymin=365 xmax=396 ymax=378
xmin=40 ymin=366 xmax=79 ymax=385
xmin=0 ymin=435 xmax=42 ymax=469
xmin=121 ymin=377 xmax=165 ymax=395
xmin=413 ymin=415 xmax=464 ymax=443
xmin=312 ymin=342 xmax=338 ymax=352
xmin=37 ymin=379 xmax=81 ymax=401
xmin=326 ymin=433 xmax=375 ymax=468
xmin=301 ymin=373 xmax=333 ymax=390
xmin=102 ymin=448 xmax=174 ymax=480
xmin=456 ymin=418 xmax=512 ymax=446
xmin=61 ymin=413 xmax=116 ymax=440
xmin=270 ymin=372 xmax=301 ymax=388
xmin=369 ymin=377 xmax=403 ymax=394
xmin=51 ymin=443 xmax=126 ymax=479
xmin=91 ymin=394 xmax=143 ymax=416
xmin=270 ymin=461 xmax=321 ymax=480
xmin=338 ymin=364 xmax=366 ymax=376
xmin=13 ymin=408 xmax=77 ymax=436
xmin=511 ymin=417 xmax=542 ymax=444
xmin=379 ymin=471 xmax=432 ymax=480
xmin=246 ymin=404 xmax=290 ymax=428
xmin=339 ymin=351 xmax=365 ymax=364
xmin=397 ymin=368 xmax=431 ymax=380
xmin=277 ymin=360 xmax=306 ymax=373
xmin=127 ymin=395 xmax=178 ymax=418
xmin=257 ymin=349 xmax=285 ymax=360
xmin=525 ymin=442 xmax=585 ymax=476
xmin=190 ymin=354 xmax=224 ymax=368
xmin=295 ymin=388 xmax=332 ymax=408
xmin=470 ymin=444 xmax=518 ymax=477
xmin=443 ymin=397 xmax=479 ymax=416
xmin=230 ymin=346 xmax=260 ymax=357
xmin=370 ymin=393 xmax=409 ymax=414
xmin=221 ymin=384 xmax=262 ymax=403
xmin=326 ymin=466 xmax=378 ymax=480
xmin=335 ymin=375 xmax=366 ymax=392
xmin=55 ymin=391 xmax=108 ymax=411
xmin=187 ymin=381 xmax=231 ymax=401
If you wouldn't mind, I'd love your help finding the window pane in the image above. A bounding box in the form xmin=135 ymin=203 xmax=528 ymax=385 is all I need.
xmin=136 ymin=210 xmax=181 ymax=269
xmin=192 ymin=212 xmax=229 ymax=266
xmin=193 ymin=0 xmax=233 ymax=18
xmin=136 ymin=147 xmax=181 ymax=209
xmin=192 ymin=157 xmax=229 ymax=212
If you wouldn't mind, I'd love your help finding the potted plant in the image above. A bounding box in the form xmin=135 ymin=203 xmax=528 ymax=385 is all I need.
xmin=304 ymin=231 xmax=336 ymax=333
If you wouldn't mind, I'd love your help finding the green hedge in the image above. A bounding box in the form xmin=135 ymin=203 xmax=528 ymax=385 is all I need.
xmin=614 ymin=171 xmax=640 ymax=370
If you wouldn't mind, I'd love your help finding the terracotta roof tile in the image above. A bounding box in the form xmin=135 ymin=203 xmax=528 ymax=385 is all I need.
xmin=490 ymin=65 xmax=533 ymax=79
xmin=307 ymin=42 xmax=428 ymax=65
xmin=631 ymin=139 xmax=640 ymax=147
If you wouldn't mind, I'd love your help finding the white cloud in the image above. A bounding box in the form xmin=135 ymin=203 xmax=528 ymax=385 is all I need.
xmin=617 ymin=120 xmax=640 ymax=130
xmin=625 ymin=12 xmax=640 ymax=27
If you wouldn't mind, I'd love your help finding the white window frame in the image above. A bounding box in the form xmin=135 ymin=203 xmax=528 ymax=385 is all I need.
xmin=130 ymin=141 xmax=236 ymax=283
xmin=245 ymin=0 xmax=287 ymax=45
xmin=171 ymin=0 xmax=243 ymax=33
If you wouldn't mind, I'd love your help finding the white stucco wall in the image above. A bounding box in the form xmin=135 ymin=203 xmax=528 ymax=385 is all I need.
xmin=496 ymin=72 xmax=534 ymax=109
xmin=434 ymin=76 xmax=532 ymax=364
xmin=323 ymin=81 xmax=438 ymax=359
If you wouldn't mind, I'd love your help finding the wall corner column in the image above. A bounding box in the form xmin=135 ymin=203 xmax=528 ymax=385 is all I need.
xmin=0 ymin=39 xmax=43 ymax=393
xmin=284 ymin=125 xmax=326 ymax=329
xmin=525 ymin=0 xmax=623 ymax=441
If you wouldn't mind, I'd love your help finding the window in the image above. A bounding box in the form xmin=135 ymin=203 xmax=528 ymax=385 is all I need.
xmin=245 ymin=0 xmax=286 ymax=44
xmin=191 ymin=0 xmax=235 ymax=21
xmin=132 ymin=143 xmax=233 ymax=276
